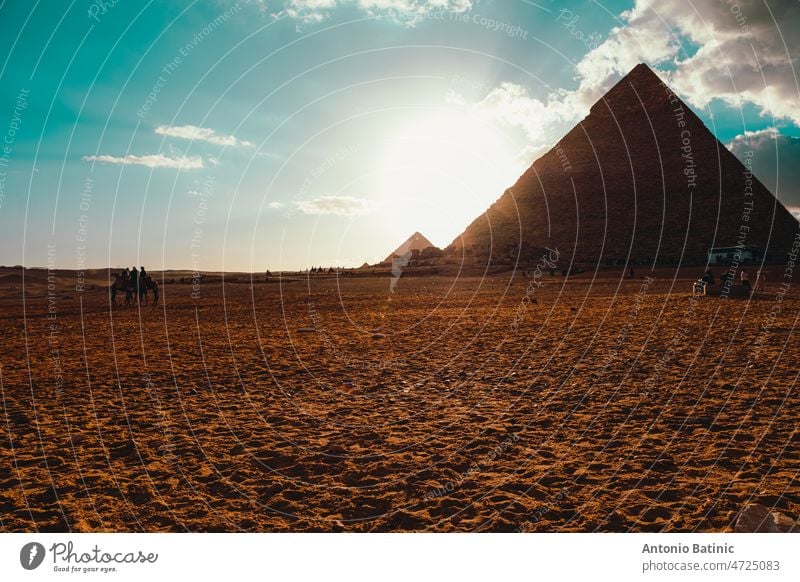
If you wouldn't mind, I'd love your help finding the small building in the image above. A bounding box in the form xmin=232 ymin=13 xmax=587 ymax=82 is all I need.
xmin=707 ymin=245 xmax=762 ymax=265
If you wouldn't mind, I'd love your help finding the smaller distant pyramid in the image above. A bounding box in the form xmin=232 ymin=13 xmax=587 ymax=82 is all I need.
xmin=384 ymin=232 xmax=436 ymax=262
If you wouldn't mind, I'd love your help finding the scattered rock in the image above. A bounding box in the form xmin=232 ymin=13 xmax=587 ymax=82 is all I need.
xmin=296 ymin=327 xmax=315 ymax=334
xmin=735 ymin=504 xmax=799 ymax=532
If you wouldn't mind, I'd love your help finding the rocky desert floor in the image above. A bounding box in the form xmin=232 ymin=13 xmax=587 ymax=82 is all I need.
xmin=1 ymin=268 xmax=798 ymax=532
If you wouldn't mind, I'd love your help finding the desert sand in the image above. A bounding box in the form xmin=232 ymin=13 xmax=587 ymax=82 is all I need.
xmin=1 ymin=267 xmax=798 ymax=532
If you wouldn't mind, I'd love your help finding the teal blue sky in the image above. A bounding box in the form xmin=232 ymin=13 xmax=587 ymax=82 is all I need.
xmin=1 ymin=0 xmax=798 ymax=271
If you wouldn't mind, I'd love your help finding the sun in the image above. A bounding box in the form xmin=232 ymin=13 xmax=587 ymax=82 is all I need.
xmin=375 ymin=109 xmax=527 ymax=249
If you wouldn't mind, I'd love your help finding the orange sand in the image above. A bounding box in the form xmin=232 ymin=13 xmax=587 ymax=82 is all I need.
xmin=1 ymin=268 xmax=798 ymax=531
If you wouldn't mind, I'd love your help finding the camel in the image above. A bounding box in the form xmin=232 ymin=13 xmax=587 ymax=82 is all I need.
xmin=110 ymin=272 xmax=159 ymax=306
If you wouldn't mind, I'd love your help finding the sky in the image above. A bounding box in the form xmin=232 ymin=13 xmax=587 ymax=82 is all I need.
xmin=0 ymin=0 xmax=798 ymax=272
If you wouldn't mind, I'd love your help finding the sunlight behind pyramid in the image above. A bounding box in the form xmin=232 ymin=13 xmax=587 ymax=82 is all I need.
xmin=450 ymin=63 xmax=799 ymax=267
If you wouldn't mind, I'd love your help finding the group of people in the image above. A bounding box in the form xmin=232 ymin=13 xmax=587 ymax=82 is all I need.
xmin=743 ymin=268 xmax=767 ymax=291
xmin=110 ymin=266 xmax=159 ymax=306
xmin=701 ymin=268 xmax=767 ymax=292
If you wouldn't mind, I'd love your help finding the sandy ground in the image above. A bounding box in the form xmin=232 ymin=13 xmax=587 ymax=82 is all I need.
xmin=0 ymin=268 xmax=798 ymax=532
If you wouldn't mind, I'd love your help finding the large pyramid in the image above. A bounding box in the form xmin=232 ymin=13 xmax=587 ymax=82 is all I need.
xmin=450 ymin=64 xmax=799 ymax=266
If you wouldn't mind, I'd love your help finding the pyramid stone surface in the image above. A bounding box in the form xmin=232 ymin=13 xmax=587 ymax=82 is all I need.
xmin=451 ymin=64 xmax=799 ymax=266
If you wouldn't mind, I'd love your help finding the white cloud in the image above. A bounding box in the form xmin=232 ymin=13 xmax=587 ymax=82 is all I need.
xmin=268 ymin=201 xmax=285 ymax=209
xmin=273 ymin=0 xmax=472 ymax=25
xmin=279 ymin=0 xmax=336 ymax=22
xmin=155 ymin=124 xmax=254 ymax=147
xmin=296 ymin=195 xmax=372 ymax=216
xmin=82 ymin=154 xmax=203 ymax=169
xmin=727 ymin=127 xmax=782 ymax=150
xmin=571 ymin=6 xmax=675 ymax=104
xmin=574 ymin=0 xmax=800 ymax=125
xmin=728 ymin=127 xmax=800 ymax=207
xmin=447 ymin=82 xmax=580 ymax=145
xmin=452 ymin=0 xmax=800 ymax=160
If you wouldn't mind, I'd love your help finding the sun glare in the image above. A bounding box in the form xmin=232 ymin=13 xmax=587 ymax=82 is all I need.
xmin=375 ymin=111 xmax=526 ymax=248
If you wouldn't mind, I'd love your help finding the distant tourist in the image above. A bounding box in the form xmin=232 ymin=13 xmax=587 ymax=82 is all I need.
xmin=755 ymin=269 xmax=767 ymax=291
xmin=110 ymin=272 xmax=121 ymax=305
xmin=702 ymin=269 xmax=715 ymax=286
xmin=139 ymin=266 xmax=148 ymax=303
xmin=123 ymin=268 xmax=132 ymax=306
xmin=129 ymin=267 xmax=140 ymax=305
xmin=740 ymin=269 xmax=750 ymax=289
xmin=628 ymin=266 xmax=634 ymax=279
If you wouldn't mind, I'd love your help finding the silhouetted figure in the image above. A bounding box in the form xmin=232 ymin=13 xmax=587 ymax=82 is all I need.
xmin=740 ymin=269 xmax=750 ymax=290
xmin=130 ymin=267 xmax=139 ymax=305
xmin=702 ymin=269 xmax=715 ymax=286
xmin=122 ymin=269 xmax=132 ymax=306
xmin=628 ymin=266 xmax=635 ymax=279
xmin=146 ymin=275 xmax=159 ymax=306
xmin=756 ymin=269 xmax=766 ymax=291
xmin=111 ymin=272 xmax=121 ymax=305
xmin=139 ymin=267 xmax=148 ymax=304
